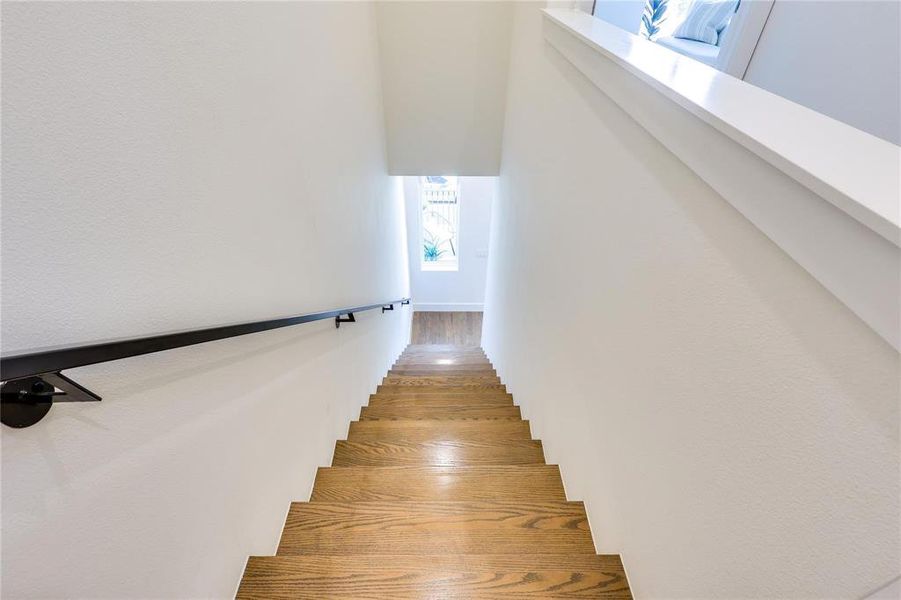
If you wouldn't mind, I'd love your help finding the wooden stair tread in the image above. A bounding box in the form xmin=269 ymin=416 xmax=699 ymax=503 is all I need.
xmin=277 ymin=501 xmax=593 ymax=555
xmin=246 ymin=553 xmax=623 ymax=570
xmin=347 ymin=420 xmax=531 ymax=441
xmin=403 ymin=344 xmax=486 ymax=351
xmin=311 ymin=465 xmax=567 ymax=501
xmin=397 ymin=352 xmax=489 ymax=357
xmin=360 ymin=404 xmax=522 ymax=420
xmin=398 ymin=353 xmax=488 ymax=357
xmin=282 ymin=500 xmax=588 ymax=531
xmin=394 ymin=361 xmax=493 ymax=368
xmin=238 ymin=555 xmax=630 ymax=599
xmin=390 ymin=366 xmax=496 ymax=373
xmin=378 ymin=383 xmax=507 ymax=393
xmin=397 ymin=353 xmax=488 ymax=359
xmin=390 ymin=360 xmax=497 ymax=375
xmin=384 ymin=374 xmax=501 ymax=384
xmin=395 ymin=357 xmax=491 ymax=364
xmin=371 ymin=390 xmax=512 ymax=398
xmin=367 ymin=394 xmax=514 ymax=407
xmin=401 ymin=350 xmax=486 ymax=354
xmin=393 ymin=357 xmax=490 ymax=362
xmin=332 ymin=440 xmax=545 ymax=467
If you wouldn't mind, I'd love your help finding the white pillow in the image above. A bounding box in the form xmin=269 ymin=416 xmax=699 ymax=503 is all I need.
xmin=673 ymin=0 xmax=739 ymax=46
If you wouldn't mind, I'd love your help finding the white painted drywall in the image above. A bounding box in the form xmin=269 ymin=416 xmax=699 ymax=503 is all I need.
xmin=404 ymin=177 xmax=494 ymax=311
xmin=745 ymin=0 xmax=901 ymax=145
xmin=375 ymin=1 xmax=514 ymax=175
xmin=483 ymin=4 xmax=899 ymax=598
xmin=1 ymin=3 xmax=410 ymax=598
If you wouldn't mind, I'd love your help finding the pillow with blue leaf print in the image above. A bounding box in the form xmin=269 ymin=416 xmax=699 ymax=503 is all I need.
xmin=673 ymin=0 xmax=739 ymax=46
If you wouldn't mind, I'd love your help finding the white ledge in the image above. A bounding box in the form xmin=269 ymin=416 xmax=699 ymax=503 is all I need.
xmin=543 ymin=8 xmax=900 ymax=247
xmin=543 ymin=7 xmax=900 ymax=350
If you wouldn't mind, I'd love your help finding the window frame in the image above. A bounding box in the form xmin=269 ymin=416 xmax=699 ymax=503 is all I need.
xmin=418 ymin=176 xmax=462 ymax=272
xmin=715 ymin=0 xmax=775 ymax=78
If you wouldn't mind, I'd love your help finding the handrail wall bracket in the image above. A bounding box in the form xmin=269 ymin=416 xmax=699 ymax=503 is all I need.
xmin=335 ymin=312 xmax=356 ymax=328
xmin=1 ymin=372 xmax=101 ymax=428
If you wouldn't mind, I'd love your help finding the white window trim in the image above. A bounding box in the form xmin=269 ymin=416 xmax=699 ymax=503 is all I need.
xmin=715 ymin=0 xmax=774 ymax=78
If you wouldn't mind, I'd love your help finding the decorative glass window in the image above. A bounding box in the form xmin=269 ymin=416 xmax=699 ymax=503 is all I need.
xmin=420 ymin=176 xmax=459 ymax=271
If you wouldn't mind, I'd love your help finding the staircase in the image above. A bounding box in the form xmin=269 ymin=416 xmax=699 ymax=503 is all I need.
xmin=236 ymin=344 xmax=632 ymax=598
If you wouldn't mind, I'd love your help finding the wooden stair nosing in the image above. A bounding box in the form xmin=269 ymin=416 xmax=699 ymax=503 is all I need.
xmin=399 ymin=350 xmax=486 ymax=355
xmin=310 ymin=465 xmax=567 ymax=502
xmin=402 ymin=344 xmax=486 ymax=350
xmin=370 ymin=390 xmax=513 ymax=399
xmin=359 ymin=414 xmax=524 ymax=422
xmin=360 ymin=404 xmax=522 ymax=420
xmin=379 ymin=381 xmax=505 ymax=388
xmin=331 ymin=439 xmax=545 ymax=467
xmin=366 ymin=395 xmax=515 ymax=408
xmin=346 ymin=420 xmax=532 ymax=441
xmin=238 ymin=555 xmax=631 ymax=599
xmin=393 ymin=362 xmax=493 ymax=369
xmin=397 ymin=354 xmax=488 ymax=358
xmin=383 ymin=375 xmax=502 ymax=385
xmin=390 ymin=365 xmax=496 ymax=373
xmin=396 ymin=355 xmax=489 ymax=360
xmin=377 ymin=384 xmax=507 ymax=393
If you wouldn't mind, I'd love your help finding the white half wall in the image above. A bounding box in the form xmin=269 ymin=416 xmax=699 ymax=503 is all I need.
xmin=404 ymin=177 xmax=494 ymax=312
xmin=483 ymin=4 xmax=899 ymax=598
xmin=1 ymin=3 xmax=410 ymax=598
xmin=376 ymin=1 xmax=514 ymax=175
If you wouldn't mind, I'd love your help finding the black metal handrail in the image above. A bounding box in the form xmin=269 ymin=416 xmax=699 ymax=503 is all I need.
xmin=0 ymin=297 xmax=411 ymax=428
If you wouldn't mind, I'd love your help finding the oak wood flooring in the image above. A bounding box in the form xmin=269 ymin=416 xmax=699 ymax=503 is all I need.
xmin=410 ymin=312 xmax=483 ymax=345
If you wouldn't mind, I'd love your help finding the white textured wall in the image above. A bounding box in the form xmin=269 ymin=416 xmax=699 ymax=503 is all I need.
xmin=1 ymin=2 xmax=410 ymax=597
xmin=745 ymin=0 xmax=900 ymax=145
xmin=483 ymin=4 xmax=899 ymax=598
xmin=376 ymin=1 xmax=514 ymax=175
xmin=404 ymin=177 xmax=494 ymax=311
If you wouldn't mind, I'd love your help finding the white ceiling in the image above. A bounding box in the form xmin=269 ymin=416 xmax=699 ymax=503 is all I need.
xmin=376 ymin=1 xmax=516 ymax=176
